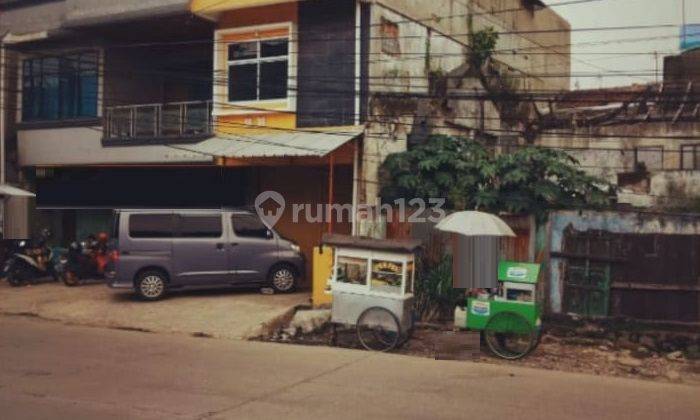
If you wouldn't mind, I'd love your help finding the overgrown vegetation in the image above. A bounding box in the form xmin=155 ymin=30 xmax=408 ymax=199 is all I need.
xmin=381 ymin=135 xmax=614 ymax=218
xmin=468 ymin=26 xmax=499 ymax=70
xmin=413 ymin=255 xmax=463 ymax=322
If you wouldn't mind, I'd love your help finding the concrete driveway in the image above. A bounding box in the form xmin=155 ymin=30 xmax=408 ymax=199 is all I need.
xmin=0 ymin=280 xmax=309 ymax=339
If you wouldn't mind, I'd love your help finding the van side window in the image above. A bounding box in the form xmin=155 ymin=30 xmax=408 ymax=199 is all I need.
xmin=178 ymin=215 xmax=222 ymax=238
xmin=232 ymin=214 xmax=270 ymax=239
xmin=129 ymin=214 xmax=175 ymax=238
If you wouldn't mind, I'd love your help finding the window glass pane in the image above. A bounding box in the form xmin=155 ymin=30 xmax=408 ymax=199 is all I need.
xmin=336 ymin=256 xmax=368 ymax=285
xmin=229 ymin=42 xmax=258 ymax=60
xmin=60 ymin=56 xmax=79 ymax=119
xmin=370 ymin=260 xmax=403 ymax=294
xmin=232 ymin=214 xmax=270 ymax=238
xmin=228 ymin=63 xmax=257 ymax=101
xmin=129 ymin=214 xmax=175 ymax=238
xmin=21 ymin=53 xmax=97 ymax=121
xmin=178 ymin=215 xmax=222 ymax=238
xmin=79 ymin=73 xmax=98 ymax=117
xmin=80 ymin=52 xmax=98 ymax=72
xmin=22 ymin=60 xmax=35 ymax=120
xmin=42 ymin=58 xmax=60 ymax=120
xmin=261 ymin=39 xmax=288 ymax=57
xmin=79 ymin=53 xmax=98 ymax=117
xmin=259 ymin=60 xmax=288 ymax=100
xmin=31 ymin=73 xmax=42 ymax=120
xmin=506 ymin=288 xmax=533 ymax=302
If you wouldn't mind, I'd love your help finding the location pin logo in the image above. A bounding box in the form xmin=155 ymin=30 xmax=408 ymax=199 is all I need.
xmin=255 ymin=191 xmax=286 ymax=227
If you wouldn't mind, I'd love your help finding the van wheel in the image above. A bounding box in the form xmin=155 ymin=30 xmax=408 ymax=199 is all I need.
xmin=268 ymin=265 xmax=297 ymax=293
xmin=136 ymin=270 xmax=167 ymax=301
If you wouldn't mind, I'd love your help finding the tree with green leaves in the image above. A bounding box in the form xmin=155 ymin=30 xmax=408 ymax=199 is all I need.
xmin=380 ymin=135 xmax=614 ymax=217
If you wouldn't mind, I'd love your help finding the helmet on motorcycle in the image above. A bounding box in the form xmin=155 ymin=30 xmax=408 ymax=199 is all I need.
xmin=97 ymin=232 xmax=109 ymax=243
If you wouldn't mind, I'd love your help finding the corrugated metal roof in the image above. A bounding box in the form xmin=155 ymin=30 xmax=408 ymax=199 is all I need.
xmin=188 ymin=127 xmax=363 ymax=159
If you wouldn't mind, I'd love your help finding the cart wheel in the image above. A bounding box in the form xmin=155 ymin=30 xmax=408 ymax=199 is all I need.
xmin=484 ymin=311 xmax=539 ymax=360
xmin=356 ymin=307 xmax=401 ymax=352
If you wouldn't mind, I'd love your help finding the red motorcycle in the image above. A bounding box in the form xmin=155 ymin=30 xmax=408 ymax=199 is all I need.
xmin=59 ymin=232 xmax=111 ymax=286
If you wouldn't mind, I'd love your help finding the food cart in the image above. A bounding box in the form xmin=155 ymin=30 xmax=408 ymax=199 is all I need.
xmin=454 ymin=261 xmax=542 ymax=359
xmin=323 ymin=234 xmax=420 ymax=352
xmin=436 ymin=211 xmax=542 ymax=359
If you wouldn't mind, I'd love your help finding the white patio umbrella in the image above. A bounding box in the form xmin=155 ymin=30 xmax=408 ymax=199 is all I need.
xmin=435 ymin=211 xmax=515 ymax=237
xmin=435 ymin=211 xmax=515 ymax=289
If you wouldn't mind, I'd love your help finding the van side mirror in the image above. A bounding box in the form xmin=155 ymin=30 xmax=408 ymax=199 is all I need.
xmin=266 ymin=229 xmax=274 ymax=239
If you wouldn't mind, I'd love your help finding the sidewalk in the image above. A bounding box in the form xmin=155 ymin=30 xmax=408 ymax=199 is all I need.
xmin=0 ymin=280 xmax=308 ymax=339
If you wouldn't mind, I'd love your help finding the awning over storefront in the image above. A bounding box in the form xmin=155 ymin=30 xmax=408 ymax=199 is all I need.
xmin=0 ymin=185 xmax=35 ymax=198
xmin=187 ymin=126 xmax=363 ymax=159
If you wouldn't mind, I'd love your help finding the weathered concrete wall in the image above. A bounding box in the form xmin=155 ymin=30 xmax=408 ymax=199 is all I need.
xmin=537 ymin=121 xmax=700 ymax=209
xmin=650 ymin=171 xmax=700 ymax=208
xmin=547 ymin=210 xmax=700 ymax=314
xmin=103 ymin=43 xmax=212 ymax=108
xmin=377 ymin=0 xmax=571 ymax=91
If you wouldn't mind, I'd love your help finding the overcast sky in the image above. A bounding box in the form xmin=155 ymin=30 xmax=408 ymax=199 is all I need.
xmin=544 ymin=0 xmax=700 ymax=89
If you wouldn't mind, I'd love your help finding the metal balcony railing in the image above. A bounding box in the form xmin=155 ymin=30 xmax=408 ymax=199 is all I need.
xmin=104 ymin=100 xmax=213 ymax=141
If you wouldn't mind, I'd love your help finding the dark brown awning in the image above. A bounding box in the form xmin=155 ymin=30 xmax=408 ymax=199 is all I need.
xmin=322 ymin=234 xmax=422 ymax=254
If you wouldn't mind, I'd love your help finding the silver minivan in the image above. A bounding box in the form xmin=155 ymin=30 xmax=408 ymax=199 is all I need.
xmin=105 ymin=209 xmax=304 ymax=300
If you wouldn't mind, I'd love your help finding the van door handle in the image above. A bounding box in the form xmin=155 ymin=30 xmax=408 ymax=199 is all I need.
xmin=230 ymin=243 xmax=239 ymax=247
xmin=216 ymin=243 xmax=225 ymax=250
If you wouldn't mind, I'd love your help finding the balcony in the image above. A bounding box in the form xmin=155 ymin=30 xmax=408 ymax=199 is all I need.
xmin=104 ymin=100 xmax=213 ymax=144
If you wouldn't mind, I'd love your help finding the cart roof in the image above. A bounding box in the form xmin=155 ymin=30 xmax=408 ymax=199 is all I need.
xmin=322 ymin=234 xmax=422 ymax=253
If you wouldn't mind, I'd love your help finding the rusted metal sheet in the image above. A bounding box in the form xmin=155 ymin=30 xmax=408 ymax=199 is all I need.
xmin=501 ymin=228 xmax=530 ymax=262
xmin=561 ymin=228 xmax=700 ymax=322
xmin=385 ymin=207 xmax=413 ymax=240
xmin=500 ymin=215 xmax=532 ymax=262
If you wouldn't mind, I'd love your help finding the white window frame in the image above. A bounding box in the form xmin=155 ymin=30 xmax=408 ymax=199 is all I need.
xmin=214 ymin=22 xmax=296 ymax=116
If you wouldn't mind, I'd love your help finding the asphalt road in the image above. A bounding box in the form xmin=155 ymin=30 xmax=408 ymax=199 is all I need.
xmin=0 ymin=316 xmax=698 ymax=420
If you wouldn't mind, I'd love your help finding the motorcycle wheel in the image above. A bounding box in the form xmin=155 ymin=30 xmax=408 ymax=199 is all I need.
xmin=62 ymin=271 xmax=80 ymax=287
xmin=7 ymin=266 xmax=25 ymax=287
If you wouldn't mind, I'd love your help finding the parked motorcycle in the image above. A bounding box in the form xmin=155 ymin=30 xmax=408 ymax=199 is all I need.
xmin=2 ymin=229 xmax=63 ymax=287
xmin=59 ymin=232 xmax=110 ymax=287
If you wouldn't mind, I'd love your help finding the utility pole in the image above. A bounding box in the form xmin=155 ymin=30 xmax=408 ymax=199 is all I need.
xmin=654 ymin=51 xmax=659 ymax=83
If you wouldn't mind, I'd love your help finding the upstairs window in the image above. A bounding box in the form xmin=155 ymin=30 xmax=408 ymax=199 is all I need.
xmin=681 ymin=144 xmax=700 ymax=170
xmin=227 ymin=38 xmax=289 ymax=102
xmin=22 ymin=52 xmax=98 ymax=121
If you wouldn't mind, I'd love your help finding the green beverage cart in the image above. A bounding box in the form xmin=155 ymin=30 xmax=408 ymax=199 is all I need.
xmin=455 ymin=261 xmax=543 ymax=359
